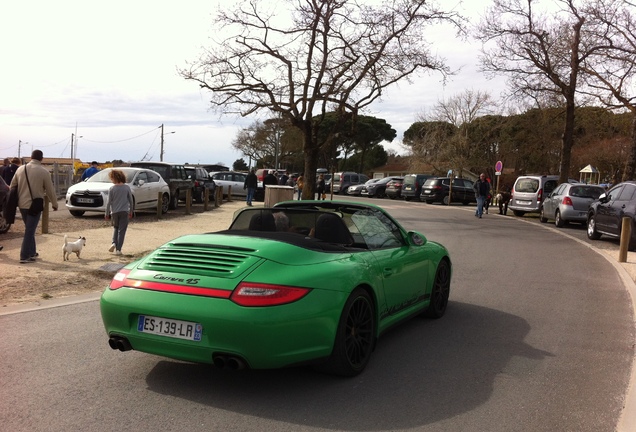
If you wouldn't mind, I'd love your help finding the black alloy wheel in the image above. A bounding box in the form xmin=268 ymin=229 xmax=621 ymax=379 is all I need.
xmin=424 ymin=259 xmax=451 ymax=319
xmin=321 ymin=288 xmax=375 ymax=377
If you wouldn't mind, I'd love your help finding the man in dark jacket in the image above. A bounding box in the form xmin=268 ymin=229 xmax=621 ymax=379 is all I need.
xmin=472 ymin=173 xmax=491 ymax=218
xmin=243 ymin=168 xmax=258 ymax=206
xmin=263 ymin=170 xmax=278 ymax=188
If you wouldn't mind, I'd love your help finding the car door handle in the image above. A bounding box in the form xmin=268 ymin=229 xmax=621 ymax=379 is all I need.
xmin=383 ymin=268 xmax=394 ymax=277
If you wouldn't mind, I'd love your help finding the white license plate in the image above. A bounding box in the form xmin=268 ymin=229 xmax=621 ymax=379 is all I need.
xmin=137 ymin=315 xmax=202 ymax=341
xmin=77 ymin=198 xmax=94 ymax=203
xmin=424 ymin=190 xmax=431 ymax=194
xmin=517 ymin=200 xmax=531 ymax=205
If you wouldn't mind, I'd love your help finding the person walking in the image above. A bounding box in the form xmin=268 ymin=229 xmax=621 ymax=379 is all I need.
xmin=3 ymin=158 xmax=20 ymax=185
xmin=0 ymin=158 xmax=9 ymax=179
xmin=81 ymin=161 xmax=100 ymax=181
xmin=105 ymin=169 xmax=134 ymax=256
xmin=316 ymin=174 xmax=326 ymax=200
xmin=498 ymin=188 xmax=511 ymax=215
xmin=10 ymin=149 xmax=58 ymax=263
xmin=472 ymin=173 xmax=491 ymax=219
xmin=296 ymin=173 xmax=304 ymax=200
xmin=243 ymin=167 xmax=257 ymax=206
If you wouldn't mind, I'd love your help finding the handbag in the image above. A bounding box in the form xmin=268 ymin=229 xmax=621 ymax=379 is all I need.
xmin=24 ymin=167 xmax=45 ymax=216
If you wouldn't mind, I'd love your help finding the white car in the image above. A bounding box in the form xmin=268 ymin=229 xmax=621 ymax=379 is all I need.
xmin=65 ymin=167 xmax=170 ymax=217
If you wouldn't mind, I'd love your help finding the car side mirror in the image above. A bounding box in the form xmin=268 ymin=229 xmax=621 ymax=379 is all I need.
xmin=598 ymin=193 xmax=608 ymax=203
xmin=407 ymin=231 xmax=427 ymax=246
xmin=137 ymin=179 xmax=145 ymax=187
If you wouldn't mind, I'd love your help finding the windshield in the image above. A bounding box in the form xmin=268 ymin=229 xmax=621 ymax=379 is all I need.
xmin=86 ymin=168 xmax=134 ymax=184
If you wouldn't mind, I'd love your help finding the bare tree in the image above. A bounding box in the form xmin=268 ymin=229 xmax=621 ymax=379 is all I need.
xmin=578 ymin=0 xmax=636 ymax=180
xmin=475 ymin=0 xmax=593 ymax=184
xmin=180 ymin=0 xmax=463 ymax=198
xmin=420 ymin=90 xmax=494 ymax=176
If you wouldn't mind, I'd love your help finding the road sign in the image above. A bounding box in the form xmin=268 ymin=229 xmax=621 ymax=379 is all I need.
xmin=495 ymin=161 xmax=503 ymax=172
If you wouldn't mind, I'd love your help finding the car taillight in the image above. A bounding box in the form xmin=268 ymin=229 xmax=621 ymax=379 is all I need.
xmin=109 ymin=269 xmax=131 ymax=290
xmin=537 ymin=188 xmax=543 ymax=201
xmin=562 ymin=196 xmax=573 ymax=206
xmin=231 ymin=282 xmax=311 ymax=306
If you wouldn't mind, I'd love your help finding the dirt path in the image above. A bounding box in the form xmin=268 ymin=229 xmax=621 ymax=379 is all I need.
xmin=0 ymin=200 xmax=246 ymax=307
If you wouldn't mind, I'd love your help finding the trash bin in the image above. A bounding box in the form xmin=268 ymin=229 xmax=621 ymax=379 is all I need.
xmin=264 ymin=185 xmax=294 ymax=207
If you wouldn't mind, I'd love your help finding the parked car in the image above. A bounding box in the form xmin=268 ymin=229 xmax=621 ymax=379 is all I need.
xmin=0 ymin=176 xmax=11 ymax=234
xmin=402 ymin=174 xmax=433 ymax=201
xmin=185 ymin=166 xmax=216 ymax=203
xmin=361 ymin=176 xmax=403 ymax=198
xmin=347 ymin=178 xmax=379 ymax=196
xmin=65 ymin=167 xmax=170 ymax=217
xmin=420 ymin=177 xmax=475 ymax=205
xmin=210 ymin=171 xmax=264 ymax=201
xmin=385 ymin=177 xmax=405 ymax=199
xmin=331 ymin=172 xmax=369 ymax=194
xmin=540 ymin=183 xmax=606 ymax=227
xmin=587 ymin=181 xmax=636 ymax=250
xmin=129 ymin=162 xmax=192 ymax=210
xmin=100 ymin=200 xmax=452 ymax=376
xmin=509 ymin=175 xmax=560 ymax=217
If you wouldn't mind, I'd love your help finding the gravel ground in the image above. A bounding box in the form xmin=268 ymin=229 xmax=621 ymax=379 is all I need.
xmin=0 ymin=198 xmax=247 ymax=307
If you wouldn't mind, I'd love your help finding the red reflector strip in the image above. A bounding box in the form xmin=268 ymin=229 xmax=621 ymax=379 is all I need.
xmin=118 ymin=278 xmax=232 ymax=299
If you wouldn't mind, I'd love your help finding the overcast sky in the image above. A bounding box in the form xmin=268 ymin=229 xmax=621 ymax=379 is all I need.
xmin=0 ymin=0 xmax=507 ymax=167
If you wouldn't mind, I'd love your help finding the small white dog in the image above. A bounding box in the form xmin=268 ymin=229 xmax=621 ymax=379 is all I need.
xmin=63 ymin=235 xmax=87 ymax=261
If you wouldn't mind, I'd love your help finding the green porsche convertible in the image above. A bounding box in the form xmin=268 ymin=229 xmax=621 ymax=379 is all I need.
xmin=100 ymin=200 xmax=452 ymax=376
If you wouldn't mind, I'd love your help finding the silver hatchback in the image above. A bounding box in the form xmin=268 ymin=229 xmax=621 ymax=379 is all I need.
xmin=540 ymin=183 xmax=606 ymax=227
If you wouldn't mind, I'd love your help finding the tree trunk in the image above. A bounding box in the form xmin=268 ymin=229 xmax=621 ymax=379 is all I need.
xmin=559 ymin=99 xmax=576 ymax=184
xmin=302 ymin=128 xmax=319 ymax=200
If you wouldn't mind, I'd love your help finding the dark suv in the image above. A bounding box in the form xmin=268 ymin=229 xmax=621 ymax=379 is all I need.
xmin=420 ymin=177 xmax=475 ymax=205
xmin=587 ymin=181 xmax=636 ymax=250
xmin=185 ymin=166 xmax=216 ymax=203
xmin=130 ymin=162 xmax=192 ymax=209
xmin=402 ymin=174 xmax=433 ymax=201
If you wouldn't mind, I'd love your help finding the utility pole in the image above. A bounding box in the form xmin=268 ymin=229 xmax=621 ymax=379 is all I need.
xmin=160 ymin=124 xmax=164 ymax=162
xmin=160 ymin=124 xmax=175 ymax=162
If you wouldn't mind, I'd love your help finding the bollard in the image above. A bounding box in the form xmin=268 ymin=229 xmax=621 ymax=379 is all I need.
xmin=203 ymin=187 xmax=209 ymax=211
xmin=227 ymin=186 xmax=232 ymax=202
xmin=156 ymin=192 xmax=163 ymax=219
xmin=619 ymin=217 xmax=632 ymax=263
xmin=42 ymin=196 xmax=50 ymax=234
xmin=185 ymin=189 xmax=192 ymax=215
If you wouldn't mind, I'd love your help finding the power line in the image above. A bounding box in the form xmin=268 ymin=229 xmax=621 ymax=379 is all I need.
xmin=81 ymin=126 xmax=159 ymax=144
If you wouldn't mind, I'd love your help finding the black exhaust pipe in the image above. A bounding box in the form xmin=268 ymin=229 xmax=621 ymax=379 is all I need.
xmin=108 ymin=336 xmax=132 ymax=352
xmin=226 ymin=357 xmax=246 ymax=370
xmin=213 ymin=355 xmax=227 ymax=369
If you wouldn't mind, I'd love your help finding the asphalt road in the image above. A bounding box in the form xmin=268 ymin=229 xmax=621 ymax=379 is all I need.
xmin=0 ymin=198 xmax=632 ymax=432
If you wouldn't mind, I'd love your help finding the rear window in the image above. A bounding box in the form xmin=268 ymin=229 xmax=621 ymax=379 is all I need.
xmin=333 ymin=174 xmax=341 ymax=182
xmin=424 ymin=178 xmax=439 ymax=186
xmin=515 ymin=178 xmax=540 ymax=193
xmin=404 ymin=175 xmax=417 ymax=186
xmin=570 ymin=186 xmax=604 ymax=199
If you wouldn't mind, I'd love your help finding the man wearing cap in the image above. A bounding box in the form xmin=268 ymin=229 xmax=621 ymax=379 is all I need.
xmin=81 ymin=161 xmax=100 ymax=181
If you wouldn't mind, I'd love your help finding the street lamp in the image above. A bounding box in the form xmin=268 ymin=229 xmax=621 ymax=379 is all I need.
xmin=160 ymin=124 xmax=176 ymax=162
xmin=71 ymin=134 xmax=83 ymax=174
xmin=18 ymin=140 xmax=28 ymax=158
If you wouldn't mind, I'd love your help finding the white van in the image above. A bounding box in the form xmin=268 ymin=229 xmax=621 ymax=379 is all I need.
xmin=509 ymin=175 xmax=560 ymax=217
